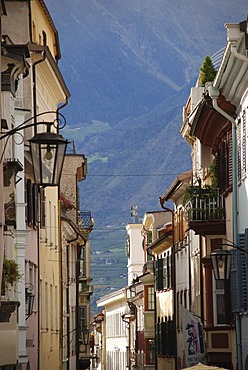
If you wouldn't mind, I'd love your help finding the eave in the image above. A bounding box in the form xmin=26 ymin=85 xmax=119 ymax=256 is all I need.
xmin=159 ymin=170 xmax=192 ymax=204
xmin=147 ymin=230 xmax=173 ymax=255
xmin=38 ymin=0 xmax=61 ymax=60
xmin=190 ymin=93 xmax=235 ymax=150
xmin=61 ymin=216 xmax=86 ymax=244
xmin=213 ymin=23 xmax=248 ymax=108
xmin=28 ymin=43 xmax=70 ymax=99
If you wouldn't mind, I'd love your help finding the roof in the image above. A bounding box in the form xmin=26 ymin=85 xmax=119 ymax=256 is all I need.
xmin=61 ymin=216 xmax=86 ymax=243
xmin=97 ymin=287 xmax=126 ymax=308
xmin=147 ymin=225 xmax=173 ymax=254
xmin=38 ymin=0 xmax=61 ymax=60
xmin=159 ymin=170 xmax=192 ymax=203
xmin=28 ymin=43 xmax=70 ymax=98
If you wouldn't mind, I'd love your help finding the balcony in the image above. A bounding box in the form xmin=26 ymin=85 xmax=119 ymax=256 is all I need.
xmin=0 ymin=301 xmax=19 ymax=366
xmin=79 ymin=281 xmax=93 ymax=295
xmin=79 ymin=210 xmax=94 ymax=232
xmin=184 ymin=187 xmax=226 ymax=236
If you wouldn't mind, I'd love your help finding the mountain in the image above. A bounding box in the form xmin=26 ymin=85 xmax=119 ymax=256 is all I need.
xmin=45 ymin=0 xmax=247 ymax=226
xmin=44 ymin=0 xmax=247 ymax=313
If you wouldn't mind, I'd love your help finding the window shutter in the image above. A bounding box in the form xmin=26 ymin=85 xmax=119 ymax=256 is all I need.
xmin=170 ymin=254 xmax=174 ymax=289
xmin=224 ymin=279 xmax=233 ymax=324
xmin=26 ymin=179 xmax=33 ymax=225
xmin=40 ymin=188 xmax=46 ymax=228
xmin=237 ymin=118 xmax=241 ymax=183
xmin=242 ymin=109 xmax=246 ymax=179
xmin=161 ymin=318 xmax=168 ymax=355
xmin=230 ymin=232 xmax=248 ymax=312
xmin=156 ymin=259 xmax=164 ymax=291
xmin=227 ymin=132 xmax=233 ymax=186
xmin=33 ymin=184 xmax=38 ymax=228
xmin=163 ymin=258 xmax=167 ymax=289
xmin=168 ymin=318 xmax=175 ymax=355
xmin=156 ymin=318 xmax=161 ymax=355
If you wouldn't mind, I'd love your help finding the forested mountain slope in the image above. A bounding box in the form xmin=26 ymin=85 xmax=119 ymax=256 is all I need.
xmin=46 ymin=0 xmax=247 ymax=225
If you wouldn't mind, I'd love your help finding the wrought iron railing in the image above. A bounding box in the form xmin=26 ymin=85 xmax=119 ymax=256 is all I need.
xmin=185 ymin=188 xmax=225 ymax=222
xmin=79 ymin=210 xmax=93 ymax=230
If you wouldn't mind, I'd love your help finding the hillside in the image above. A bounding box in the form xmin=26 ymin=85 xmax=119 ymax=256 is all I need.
xmin=46 ymin=0 xmax=247 ymax=225
xmin=45 ymin=0 xmax=247 ymax=312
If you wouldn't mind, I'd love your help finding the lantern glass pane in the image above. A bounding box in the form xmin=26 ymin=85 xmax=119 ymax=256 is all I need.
xmin=53 ymin=141 xmax=67 ymax=185
xmin=30 ymin=131 xmax=67 ymax=186
xmin=30 ymin=142 xmax=41 ymax=184
xmin=211 ymin=249 xmax=231 ymax=280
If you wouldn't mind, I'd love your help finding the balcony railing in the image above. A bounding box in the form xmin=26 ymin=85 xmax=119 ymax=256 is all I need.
xmin=79 ymin=282 xmax=93 ymax=295
xmin=184 ymin=188 xmax=226 ymax=235
xmin=185 ymin=188 xmax=225 ymax=221
xmin=79 ymin=210 xmax=93 ymax=231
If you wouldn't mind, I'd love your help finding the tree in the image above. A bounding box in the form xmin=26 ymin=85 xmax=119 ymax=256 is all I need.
xmin=199 ymin=56 xmax=217 ymax=86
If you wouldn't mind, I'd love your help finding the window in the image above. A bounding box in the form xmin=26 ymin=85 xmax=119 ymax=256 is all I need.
xmin=146 ymin=339 xmax=155 ymax=365
xmin=145 ymin=285 xmax=154 ymax=310
xmin=213 ymin=280 xmax=227 ymax=325
xmin=216 ymin=131 xmax=232 ymax=191
xmin=157 ymin=317 xmax=175 ymax=356
xmin=79 ymin=305 xmax=87 ymax=330
xmin=49 ymin=201 xmax=52 ymax=246
xmin=55 ymin=286 xmax=59 ymax=331
xmin=126 ymin=235 xmax=130 ymax=258
xmin=211 ymin=238 xmax=231 ymax=325
xmin=146 ymin=231 xmax=152 ymax=246
xmin=179 ymin=207 xmax=184 ymax=241
xmin=26 ymin=180 xmax=39 ymax=228
xmin=50 ymin=284 xmax=53 ymax=331
xmin=156 ymin=254 xmax=173 ymax=291
xmin=79 ymin=247 xmax=86 ymax=277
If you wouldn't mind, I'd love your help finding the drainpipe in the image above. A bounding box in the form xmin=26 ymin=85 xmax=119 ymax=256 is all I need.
xmin=32 ymin=32 xmax=46 ymax=370
xmin=159 ymin=201 xmax=177 ymax=370
xmin=65 ymin=234 xmax=81 ymax=370
xmin=32 ymin=31 xmax=46 ymax=131
xmin=206 ymin=84 xmax=242 ymax=370
xmin=66 ymin=243 xmax=70 ymax=370
xmin=199 ymin=236 xmax=204 ymax=325
xmin=230 ymin=44 xmax=248 ymax=63
xmin=146 ymin=247 xmax=157 ymax=370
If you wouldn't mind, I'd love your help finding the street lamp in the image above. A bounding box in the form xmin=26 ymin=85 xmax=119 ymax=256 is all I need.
xmin=0 ymin=111 xmax=68 ymax=187
xmin=210 ymin=248 xmax=232 ymax=280
xmin=81 ymin=326 xmax=90 ymax=345
xmin=25 ymin=283 xmax=35 ymax=319
xmin=29 ymin=122 xmax=67 ymax=186
xmin=210 ymin=242 xmax=248 ymax=281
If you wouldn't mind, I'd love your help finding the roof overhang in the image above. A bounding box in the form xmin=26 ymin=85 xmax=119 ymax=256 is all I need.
xmin=38 ymin=0 xmax=61 ymax=60
xmin=61 ymin=216 xmax=86 ymax=244
xmin=160 ymin=170 xmax=192 ymax=204
xmin=190 ymin=93 xmax=234 ymax=151
xmin=148 ymin=231 xmax=173 ymax=255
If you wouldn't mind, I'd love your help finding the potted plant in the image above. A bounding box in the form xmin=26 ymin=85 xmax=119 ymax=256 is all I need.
xmin=1 ymin=258 xmax=21 ymax=296
xmin=0 ymin=259 xmax=21 ymax=322
xmin=199 ymin=55 xmax=217 ymax=86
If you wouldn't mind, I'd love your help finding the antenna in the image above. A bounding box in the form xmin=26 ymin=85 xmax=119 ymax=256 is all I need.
xmin=130 ymin=206 xmax=138 ymax=223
